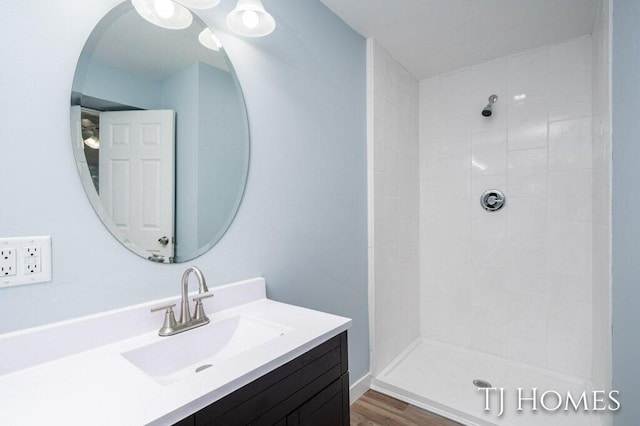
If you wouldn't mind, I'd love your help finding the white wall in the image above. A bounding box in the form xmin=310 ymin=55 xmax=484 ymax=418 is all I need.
xmin=419 ymin=36 xmax=595 ymax=379
xmin=592 ymin=0 xmax=612 ymax=415
xmin=368 ymin=39 xmax=420 ymax=375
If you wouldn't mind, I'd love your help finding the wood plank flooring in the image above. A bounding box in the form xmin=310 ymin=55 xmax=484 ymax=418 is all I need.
xmin=350 ymin=390 xmax=462 ymax=426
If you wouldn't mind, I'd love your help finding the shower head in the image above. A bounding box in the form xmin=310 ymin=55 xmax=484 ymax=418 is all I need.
xmin=482 ymin=94 xmax=498 ymax=117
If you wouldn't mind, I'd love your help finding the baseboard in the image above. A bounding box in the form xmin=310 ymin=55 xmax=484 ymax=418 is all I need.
xmin=349 ymin=372 xmax=371 ymax=404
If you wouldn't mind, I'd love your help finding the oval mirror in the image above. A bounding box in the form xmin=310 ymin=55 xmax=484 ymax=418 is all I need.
xmin=70 ymin=2 xmax=249 ymax=264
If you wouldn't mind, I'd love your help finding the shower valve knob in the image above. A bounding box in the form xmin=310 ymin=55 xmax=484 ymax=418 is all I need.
xmin=480 ymin=190 xmax=505 ymax=212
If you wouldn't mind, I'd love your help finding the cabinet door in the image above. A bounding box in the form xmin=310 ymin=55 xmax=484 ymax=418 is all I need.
xmin=287 ymin=374 xmax=349 ymax=426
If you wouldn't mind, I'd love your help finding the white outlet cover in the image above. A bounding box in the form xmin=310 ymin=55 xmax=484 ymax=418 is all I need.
xmin=0 ymin=236 xmax=52 ymax=288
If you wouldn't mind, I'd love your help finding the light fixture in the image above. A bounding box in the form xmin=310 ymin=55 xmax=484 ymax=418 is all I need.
xmin=199 ymin=27 xmax=223 ymax=51
xmin=132 ymin=0 xmax=193 ymax=30
xmin=83 ymin=135 xmax=100 ymax=150
xmin=174 ymin=0 xmax=221 ymax=9
xmin=81 ymin=118 xmax=100 ymax=149
xmin=227 ymin=0 xmax=276 ymax=37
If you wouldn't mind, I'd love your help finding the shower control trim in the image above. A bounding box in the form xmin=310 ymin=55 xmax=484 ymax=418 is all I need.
xmin=480 ymin=189 xmax=505 ymax=212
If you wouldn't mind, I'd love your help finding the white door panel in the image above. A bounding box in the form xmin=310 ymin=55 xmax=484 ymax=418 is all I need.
xmin=100 ymin=110 xmax=175 ymax=262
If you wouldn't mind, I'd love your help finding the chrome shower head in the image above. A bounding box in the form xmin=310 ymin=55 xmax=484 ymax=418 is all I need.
xmin=482 ymin=94 xmax=498 ymax=117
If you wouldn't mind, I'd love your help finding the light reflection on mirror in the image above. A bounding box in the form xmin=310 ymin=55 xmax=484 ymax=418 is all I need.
xmin=70 ymin=2 xmax=249 ymax=264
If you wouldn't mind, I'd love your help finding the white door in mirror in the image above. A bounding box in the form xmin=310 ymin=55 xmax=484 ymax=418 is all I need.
xmin=100 ymin=110 xmax=175 ymax=263
xmin=0 ymin=236 xmax=52 ymax=288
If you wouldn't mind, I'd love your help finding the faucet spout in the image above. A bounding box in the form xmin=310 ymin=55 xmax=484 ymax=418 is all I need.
xmin=151 ymin=266 xmax=213 ymax=336
xmin=179 ymin=266 xmax=209 ymax=324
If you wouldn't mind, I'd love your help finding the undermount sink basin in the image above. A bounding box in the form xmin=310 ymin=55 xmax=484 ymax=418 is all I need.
xmin=122 ymin=315 xmax=290 ymax=385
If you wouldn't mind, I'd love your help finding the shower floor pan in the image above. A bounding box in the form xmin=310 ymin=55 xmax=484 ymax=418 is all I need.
xmin=371 ymin=338 xmax=605 ymax=426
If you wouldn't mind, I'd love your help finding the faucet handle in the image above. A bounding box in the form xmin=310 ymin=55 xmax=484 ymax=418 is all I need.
xmin=150 ymin=303 xmax=176 ymax=313
xmin=193 ymin=293 xmax=213 ymax=322
xmin=150 ymin=303 xmax=178 ymax=336
xmin=193 ymin=292 xmax=213 ymax=301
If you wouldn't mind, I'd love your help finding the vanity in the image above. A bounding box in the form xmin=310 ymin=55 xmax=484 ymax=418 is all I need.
xmin=0 ymin=277 xmax=351 ymax=425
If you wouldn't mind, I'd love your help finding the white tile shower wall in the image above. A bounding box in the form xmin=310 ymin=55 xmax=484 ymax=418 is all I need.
xmin=419 ymin=36 xmax=594 ymax=378
xmin=591 ymin=0 xmax=612 ymax=410
xmin=369 ymin=39 xmax=420 ymax=375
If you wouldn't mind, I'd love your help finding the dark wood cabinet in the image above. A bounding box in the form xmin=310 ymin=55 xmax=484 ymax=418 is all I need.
xmin=174 ymin=332 xmax=349 ymax=426
xmin=286 ymin=374 xmax=349 ymax=426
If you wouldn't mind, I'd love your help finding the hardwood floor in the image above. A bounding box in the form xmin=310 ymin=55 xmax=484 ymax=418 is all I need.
xmin=350 ymin=390 xmax=462 ymax=426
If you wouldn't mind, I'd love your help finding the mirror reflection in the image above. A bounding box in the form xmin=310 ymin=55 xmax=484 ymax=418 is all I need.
xmin=71 ymin=2 xmax=249 ymax=263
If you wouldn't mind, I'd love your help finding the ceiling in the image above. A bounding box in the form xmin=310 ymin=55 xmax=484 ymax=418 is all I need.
xmin=320 ymin=0 xmax=599 ymax=79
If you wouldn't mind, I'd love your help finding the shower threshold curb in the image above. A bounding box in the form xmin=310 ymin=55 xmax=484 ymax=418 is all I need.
xmin=370 ymin=378 xmax=489 ymax=426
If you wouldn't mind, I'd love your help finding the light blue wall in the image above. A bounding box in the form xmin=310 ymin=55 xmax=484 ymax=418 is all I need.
xmin=79 ymin=54 xmax=163 ymax=110
xmin=197 ymin=62 xmax=248 ymax=250
xmin=612 ymin=0 xmax=640 ymax=423
xmin=198 ymin=0 xmax=370 ymax=382
xmin=0 ymin=0 xmax=369 ymax=384
xmin=162 ymin=62 xmax=201 ymax=260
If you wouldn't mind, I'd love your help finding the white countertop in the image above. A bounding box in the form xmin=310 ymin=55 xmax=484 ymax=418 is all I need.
xmin=0 ymin=278 xmax=351 ymax=425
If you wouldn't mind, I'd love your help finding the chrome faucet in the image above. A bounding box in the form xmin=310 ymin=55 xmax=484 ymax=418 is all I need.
xmin=151 ymin=266 xmax=213 ymax=336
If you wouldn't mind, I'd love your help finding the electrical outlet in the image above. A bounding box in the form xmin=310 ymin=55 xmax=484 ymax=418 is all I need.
xmin=25 ymin=247 xmax=39 ymax=257
xmin=0 ymin=236 xmax=51 ymax=288
xmin=0 ymin=248 xmax=17 ymax=277
xmin=24 ymin=254 xmax=41 ymax=274
xmin=24 ymin=246 xmax=41 ymax=274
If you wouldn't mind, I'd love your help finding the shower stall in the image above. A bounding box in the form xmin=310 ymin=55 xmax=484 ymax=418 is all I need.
xmin=366 ymin=1 xmax=611 ymax=425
